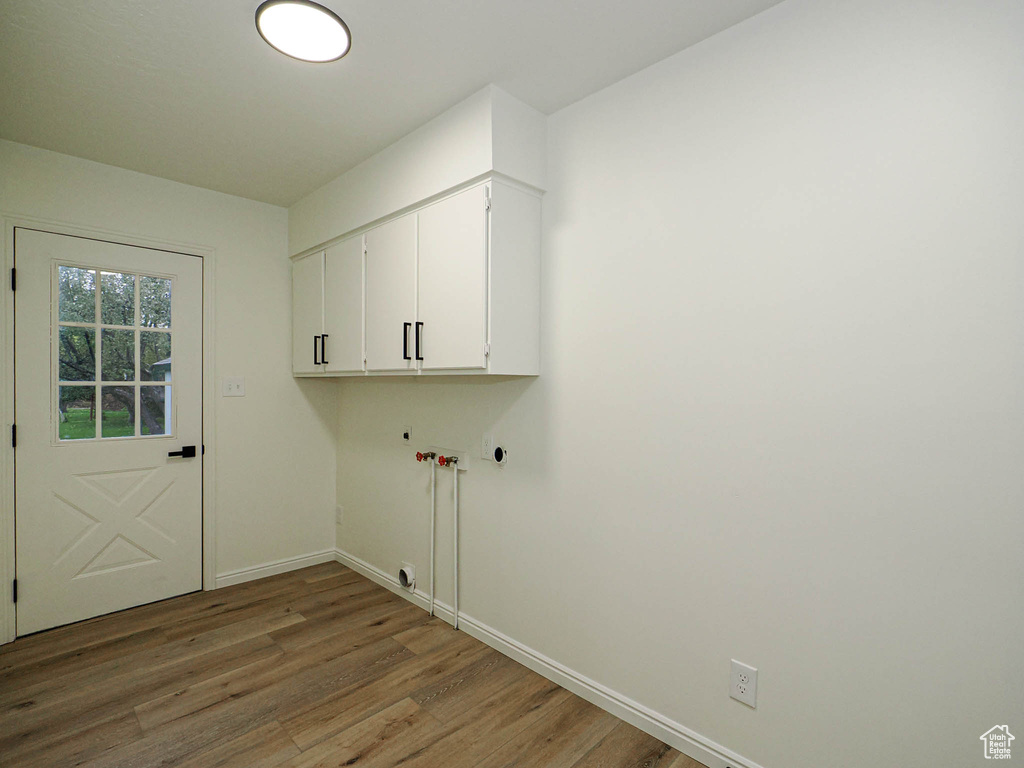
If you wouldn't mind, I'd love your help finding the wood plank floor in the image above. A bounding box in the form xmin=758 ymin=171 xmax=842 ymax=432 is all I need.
xmin=0 ymin=562 xmax=706 ymax=768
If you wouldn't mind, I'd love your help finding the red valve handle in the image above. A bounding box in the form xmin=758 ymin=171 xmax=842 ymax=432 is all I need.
xmin=437 ymin=455 xmax=447 ymax=466
xmin=416 ymin=452 xmax=424 ymax=462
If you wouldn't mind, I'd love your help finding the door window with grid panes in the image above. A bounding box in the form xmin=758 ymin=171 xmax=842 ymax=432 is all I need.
xmin=55 ymin=265 xmax=174 ymax=441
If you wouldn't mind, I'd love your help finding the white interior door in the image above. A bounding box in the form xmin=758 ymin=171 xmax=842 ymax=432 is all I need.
xmin=14 ymin=228 xmax=203 ymax=636
xmin=323 ymin=236 xmax=364 ymax=373
xmin=365 ymin=214 xmax=416 ymax=371
xmin=292 ymin=250 xmax=325 ymax=374
xmin=417 ymin=185 xmax=488 ymax=370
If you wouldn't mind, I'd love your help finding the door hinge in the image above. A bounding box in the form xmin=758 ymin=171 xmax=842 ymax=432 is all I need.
xmin=483 ymin=343 xmax=491 ymax=357
xmin=10 ymin=424 xmax=15 ymax=448
xmin=484 ymin=193 xmax=491 ymax=212
xmin=10 ymin=268 xmax=15 ymax=291
xmin=12 ymin=580 xmax=17 ymax=604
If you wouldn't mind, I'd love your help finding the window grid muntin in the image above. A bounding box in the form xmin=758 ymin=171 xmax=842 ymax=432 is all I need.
xmin=56 ymin=263 xmax=174 ymax=442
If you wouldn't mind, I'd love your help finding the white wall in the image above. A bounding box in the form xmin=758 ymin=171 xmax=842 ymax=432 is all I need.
xmin=0 ymin=139 xmax=337 ymax=586
xmin=333 ymin=1 xmax=1024 ymax=767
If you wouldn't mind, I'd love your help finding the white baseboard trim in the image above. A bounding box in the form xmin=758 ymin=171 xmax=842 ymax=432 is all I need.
xmin=454 ymin=614 xmax=764 ymax=768
xmin=333 ymin=548 xmax=763 ymax=768
xmin=215 ymin=549 xmax=337 ymax=588
xmin=332 ymin=547 xmax=457 ymax=621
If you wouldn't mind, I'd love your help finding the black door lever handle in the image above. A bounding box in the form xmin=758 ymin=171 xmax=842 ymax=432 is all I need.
xmin=168 ymin=445 xmax=197 ymax=458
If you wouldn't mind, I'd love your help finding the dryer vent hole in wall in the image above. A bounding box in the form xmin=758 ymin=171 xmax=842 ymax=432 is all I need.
xmin=398 ymin=564 xmax=415 ymax=591
xmin=482 ymin=434 xmax=508 ymax=464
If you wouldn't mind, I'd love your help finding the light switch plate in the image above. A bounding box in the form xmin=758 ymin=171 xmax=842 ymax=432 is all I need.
xmin=222 ymin=377 xmax=245 ymax=397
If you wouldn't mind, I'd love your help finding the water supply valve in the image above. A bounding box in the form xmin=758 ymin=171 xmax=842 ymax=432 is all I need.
xmin=416 ymin=451 xmax=436 ymax=463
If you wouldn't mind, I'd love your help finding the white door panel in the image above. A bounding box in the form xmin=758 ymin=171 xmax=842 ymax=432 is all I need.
xmin=365 ymin=214 xmax=416 ymax=372
xmin=324 ymin=237 xmax=364 ymax=373
xmin=292 ymin=251 xmax=324 ymax=374
xmin=417 ymin=186 xmax=488 ymax=370
xmin=15 ymin=229 xmax=203 ymax=635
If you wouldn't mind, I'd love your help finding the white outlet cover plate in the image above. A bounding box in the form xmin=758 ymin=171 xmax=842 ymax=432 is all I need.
xmin=730 ymin=659 xmax=758 ymax=708
xmin=481 ymin=434 xmax=493 ymax=460
xmin=222 ymin=377 xmax=245 ymax=397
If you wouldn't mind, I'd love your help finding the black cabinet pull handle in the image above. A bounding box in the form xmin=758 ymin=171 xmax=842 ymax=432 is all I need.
xmin=321 ymin=334 xmax=329 ymax=366
xmin=168 ymin=445 xmax=196 ymax=458
xmin=415 ymin=322 xmax=424 ymax=361
xmin=313 ymin=334 xmax=321 ymax=365
xmin=403 ymin=323 xmax=412 ymax=360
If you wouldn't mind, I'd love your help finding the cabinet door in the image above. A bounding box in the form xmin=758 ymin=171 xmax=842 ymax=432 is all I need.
xmin=417 ymin=185 xmax=488 ymax=370
xmin=365 ymin=214 xmax=417 ymax=371
xmin=292 ymin=251 xmax=324 ymax=374
xmin=323 ymin=236 xmax=364 ymax=373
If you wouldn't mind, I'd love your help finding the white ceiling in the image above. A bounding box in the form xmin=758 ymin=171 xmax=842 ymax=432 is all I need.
xmin=0 ymin=0 xmax=783 ymax=206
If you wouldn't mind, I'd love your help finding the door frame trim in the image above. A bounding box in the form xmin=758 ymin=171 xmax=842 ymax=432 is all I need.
xmin=0 ymin=213 xmax=219 ymax=644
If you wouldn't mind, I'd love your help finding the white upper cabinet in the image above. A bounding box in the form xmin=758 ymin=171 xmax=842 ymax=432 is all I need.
xmin=365 ymin=213 xmax=417 ymax=372
xmin=292 ymin=250 xmax=324 ymax=374
xmin=417 ymin=185 xmax=488 ymax=370
xmin=293 ymin=235 xmax=364 ymax=375
xmin=290 ymin=86 xmax=544 ymax=377
xmin=293 ymin=177 xmax=540 ymax=377
xmin=485 ymin=180 xmax=541 ymax=376
xmin=323 ymin=236 xmax=364 ymax=373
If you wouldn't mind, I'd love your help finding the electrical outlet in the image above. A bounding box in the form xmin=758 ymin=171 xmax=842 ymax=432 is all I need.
xmin=335 ymin=505 xmax=344 ymax=525
xmin=481 ymin=433 xmax=493 ymax=460
xmin=730 ymin=660 xmax=758 ymax=708
xmin=402 ymin=426 xmax=412 ymax=443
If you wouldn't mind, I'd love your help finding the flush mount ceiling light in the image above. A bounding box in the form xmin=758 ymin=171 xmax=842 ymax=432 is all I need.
xmin=255 ymin=0 xmax=351 ymax=63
